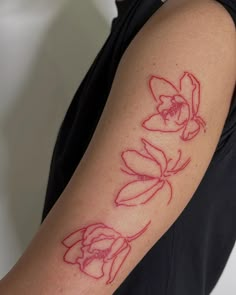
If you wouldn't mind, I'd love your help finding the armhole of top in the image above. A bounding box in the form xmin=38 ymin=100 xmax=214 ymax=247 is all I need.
xmin=214 ymin=0 xmax=236 ymax=26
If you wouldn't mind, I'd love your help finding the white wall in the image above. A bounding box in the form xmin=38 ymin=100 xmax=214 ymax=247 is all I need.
xmin=0 ymin=0 xmax=235 ymax=293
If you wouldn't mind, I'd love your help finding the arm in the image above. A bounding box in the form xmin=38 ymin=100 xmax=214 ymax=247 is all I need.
xmin=1 ymin=0 xmax=235 ymax=294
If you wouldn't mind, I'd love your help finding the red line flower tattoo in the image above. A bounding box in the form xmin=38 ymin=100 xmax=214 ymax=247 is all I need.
xmin=142 ymin=72 xmax=206 ymax=141
xmin=115 ymin=139 xmax=191 ymax=207
xmin=62 ymin=221 xmax=151 ymax=284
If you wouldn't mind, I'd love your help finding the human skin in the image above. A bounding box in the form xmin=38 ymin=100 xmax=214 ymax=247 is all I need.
xmin=0 ymin=0 xmax=235 ymax=294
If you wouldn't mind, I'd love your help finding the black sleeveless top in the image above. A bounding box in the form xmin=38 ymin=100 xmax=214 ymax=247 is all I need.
xmin=42 ymin=1 xmax=236 ymax=294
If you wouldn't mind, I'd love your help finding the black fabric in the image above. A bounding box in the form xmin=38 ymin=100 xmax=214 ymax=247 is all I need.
xmin=217 ymin=0 xmax=236 ymax=26
xmin=42 ymin=0 xmax=236 ymax=294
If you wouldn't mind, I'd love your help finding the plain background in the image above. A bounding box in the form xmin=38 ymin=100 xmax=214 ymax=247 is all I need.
xmin=0 ymin=0 xmax=235 ymax=293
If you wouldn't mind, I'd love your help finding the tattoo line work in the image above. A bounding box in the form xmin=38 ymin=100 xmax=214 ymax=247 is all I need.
xmin=115 ymin=138 xmax=191 ymax=207
xmin=62 ymin=72 xmax=203 ymax=284
xmin=142 ymin=72 xmax=206 ymax=141
xmin=62 ymin=221 xmax=151 ymax=284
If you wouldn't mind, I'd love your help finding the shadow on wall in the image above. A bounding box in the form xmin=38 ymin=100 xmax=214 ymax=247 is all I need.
xmin=1 ymin=0 xmax=112 ymax=251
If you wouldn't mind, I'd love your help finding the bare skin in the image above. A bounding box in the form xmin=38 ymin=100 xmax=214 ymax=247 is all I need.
xmin=0 ymin=0 xmax=235 ymax=294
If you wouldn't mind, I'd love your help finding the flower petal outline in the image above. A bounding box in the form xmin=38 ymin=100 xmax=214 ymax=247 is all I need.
xmin=149 ymin=75 xmax=179 ymax=103
xmin=105 ymin=238 xmax=127 ymax=261
xmin=142 ymin=138 xmax=168 ymax=174
xmin=115 ymin=179 xmax=165 ymax=206
xmin=142 ymin=113 xmax=185 ymax=132
xmin=84 ymin=227 xmax=120 ymax=246
xmin=83 ymin=224 xmax=106 ymax=242
xmin=188 ymin=73 xmax=201 ymax=115
xmin=121 ymin=150 xmax=161 ymax=178
xmin=181 ymin=119 xmax=200 ymax=141
xmin=179 ymin=72 xmax=195 ymax=107
xmin=79 ymin=255 xmax=105 ymax=279
xmin=62 ymin=228 xmax=85 ymax=248
xmin=89 ymin=238 xmax=115 ymax=253
xmin=63 ymin=240 xmax=83 ymax=264
xmin=106 ymin=244 xmax=131 ymax=284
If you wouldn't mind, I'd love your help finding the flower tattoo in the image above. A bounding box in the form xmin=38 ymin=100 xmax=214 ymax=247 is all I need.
xmin=142 ymin=72 xmax=206 ymax=141
xmin=62 ymin=221 xmax=151 ymax=284
xmin=115 ymin=139 xmax=191 ymax=207
xmin=62 ymin=71 xmax=202 ymax=286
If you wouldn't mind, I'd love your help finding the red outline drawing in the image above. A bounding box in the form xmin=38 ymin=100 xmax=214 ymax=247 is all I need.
xmin=115 ymin=139 xmax=191 ymax=207
xmin=142 ymin=72 xmax=206 ymax=141
xmin=62 ymin=221 xmax=151 ymax=284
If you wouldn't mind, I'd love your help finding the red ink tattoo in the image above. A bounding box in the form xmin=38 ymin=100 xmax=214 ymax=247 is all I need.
xmin=115 ymin=139 xmax=191 ymax=207
xmin=142 ymin=72 xmax=206 ymax=141
xmin=60 ymin=72 xmax=200 ymax=286
xmin=62 ymin=221 xmax=151 ymax=284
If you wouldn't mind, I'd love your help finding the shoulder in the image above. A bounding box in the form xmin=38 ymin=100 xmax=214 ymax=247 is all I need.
xmin=157 ymin=0 xmax=236 ymax=28
xmin=143 ymin=0 xmax=235 ymax=46
xmin=124 ymin=0 xmax=236 ymax=79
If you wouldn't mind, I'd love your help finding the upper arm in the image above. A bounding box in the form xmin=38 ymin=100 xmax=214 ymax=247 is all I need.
xmin=79 ymin=0 xmax=236 ymax=221
xmin=1 ymin=1 xmax=235 ymax=294
xmin=60 ymin=0 xmax=236 ymax=291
